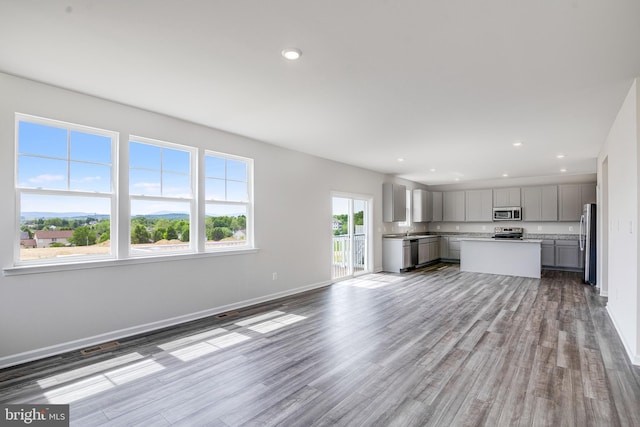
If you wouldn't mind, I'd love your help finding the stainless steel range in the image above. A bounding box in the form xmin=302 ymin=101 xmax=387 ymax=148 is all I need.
xmin=493 ymin=227 xmax=523 ymax=239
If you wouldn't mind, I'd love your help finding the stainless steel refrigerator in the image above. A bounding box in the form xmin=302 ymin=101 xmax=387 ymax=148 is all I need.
xmin=579 ymin=203 xmax=596 ymax=285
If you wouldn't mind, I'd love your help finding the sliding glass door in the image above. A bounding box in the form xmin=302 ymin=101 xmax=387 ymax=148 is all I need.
xmin=332 ymin=196 xmax=370 ymax=280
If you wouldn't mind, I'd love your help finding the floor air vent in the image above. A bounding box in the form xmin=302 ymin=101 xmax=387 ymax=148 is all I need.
xmin=215 ymin=311 xmax=239 ymax=319
xmin=81 ymin=341 xmax=120 ymax=355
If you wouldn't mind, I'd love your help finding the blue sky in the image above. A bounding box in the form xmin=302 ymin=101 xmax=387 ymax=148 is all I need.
xmin=18 ymin=120 xmax=249 ymax=217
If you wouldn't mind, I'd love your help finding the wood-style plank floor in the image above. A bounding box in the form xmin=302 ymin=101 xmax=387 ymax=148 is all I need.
xmin=1 ymin=264 xmax=640 ymax=426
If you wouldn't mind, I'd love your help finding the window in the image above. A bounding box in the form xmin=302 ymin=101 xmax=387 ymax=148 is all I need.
xmin=15 ymin=114 xmax=117 ymax=263
xmin=204 ymin=151 xmax=253 ymax=250
xmin=14 ymin=114 xmax=254 ymax=268
xmin=129 ymin=137 xmax=195 ymax=255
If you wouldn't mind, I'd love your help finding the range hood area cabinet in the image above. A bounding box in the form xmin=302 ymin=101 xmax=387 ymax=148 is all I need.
xmin=493 ymin=187 xmax=521 ymax=207
xmin=412 ymin=189 xmax=433 ymax=222
xmin=383 ymin=183 xmax=407 ymax=222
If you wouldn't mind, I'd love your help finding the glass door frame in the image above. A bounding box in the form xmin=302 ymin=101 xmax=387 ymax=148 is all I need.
xmin=331 ymin=192 xmax=373 ymax=280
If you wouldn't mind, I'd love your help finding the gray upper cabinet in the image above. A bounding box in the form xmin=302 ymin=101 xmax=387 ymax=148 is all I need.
xmin=558 ymin=183 xmax=596 ymax=221
xmin=581 ymin=183 xmax=596 ymax=205
xmin=465 ymin=189 xmax=493 ymax=222
xmin=443 ymin=191 xmax=465 ymax=222
xmin=412 ymin=189 xmax=432 ymax=222
xmin=522 ymin=185 xmax=558 ymax=221
xmin=432 ymin=191 xmax=443 ymax=222
xmin=383 ymin=183 xmax=406 ymax=222
xmin=493 ymin=187 xmax=521 ymax=207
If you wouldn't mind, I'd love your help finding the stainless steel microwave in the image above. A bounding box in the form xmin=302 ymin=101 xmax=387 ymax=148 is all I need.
xmin=493 ymin=207 xmax=522 ymax=221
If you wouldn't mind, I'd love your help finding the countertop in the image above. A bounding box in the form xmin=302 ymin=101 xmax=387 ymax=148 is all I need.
xmin=383 ymin=232 xmax=576 ymax=241
xmin=458 ymin=237 xmax=543 ymax=244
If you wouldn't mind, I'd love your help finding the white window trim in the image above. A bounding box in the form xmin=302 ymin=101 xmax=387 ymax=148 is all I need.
xmin=204 ymin=150 xmax=254 ymax=251
xmin=10 ymin=115 xmax=256 ymax=271
xmin=128 ymin=135 xmax=198 ymax=258
xmin=14 ymin=113 xmax=119 ymax=266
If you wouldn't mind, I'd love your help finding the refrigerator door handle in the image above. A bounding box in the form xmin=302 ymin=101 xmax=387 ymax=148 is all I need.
xmin=579 ymin=214 xmax=585 ymax=251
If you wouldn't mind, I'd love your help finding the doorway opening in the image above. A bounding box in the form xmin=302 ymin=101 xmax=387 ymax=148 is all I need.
xmin=332 ymin=196 xmax=371 ymax=280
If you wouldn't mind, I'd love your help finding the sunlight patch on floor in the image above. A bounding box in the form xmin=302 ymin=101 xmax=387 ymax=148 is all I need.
xmin=158 ymin=328 xmax=228 ymax=351
xmin=247 ymin=314 xmax=307 ymax=334
xmin=37 ymin=352 xmax=145 ymax=389
xmin=234 ymin=311 xmax=286 ymax=327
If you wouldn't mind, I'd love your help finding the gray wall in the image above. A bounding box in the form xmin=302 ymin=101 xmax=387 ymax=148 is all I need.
xmin=0 ymin=73 xmax=422 ymax=366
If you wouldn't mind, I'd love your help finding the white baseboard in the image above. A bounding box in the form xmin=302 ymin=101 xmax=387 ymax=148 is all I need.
xmin=0 ymin=280 xmax=332 ymax=369
xmin=606 ymin=305 xmax=640 ymax=366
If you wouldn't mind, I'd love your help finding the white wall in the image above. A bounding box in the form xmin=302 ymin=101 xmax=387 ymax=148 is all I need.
xmin=597 ymin=78 xmax=640 ymax=365
xmin=0 ymin=73 xmax=417 ymax=367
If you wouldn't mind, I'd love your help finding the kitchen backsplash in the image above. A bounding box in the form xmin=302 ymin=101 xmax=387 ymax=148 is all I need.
xmin=426 ymin=221 xmax=581 ymax=235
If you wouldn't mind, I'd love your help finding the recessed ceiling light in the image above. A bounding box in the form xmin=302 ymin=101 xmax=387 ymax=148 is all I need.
xmin=560 ymin=168 xmax=567 ymax=173
xmin=281 ymin=48 xmax=302 ymax=60
xmin=502 ymin=173 xmax=509 ymax=177
xmin=454 ymin=178 xmax=460 ymax=181
xmin=556 ymin=154 xmax=565 ymax=159
xmin=397 ymin=157 xmax=404 ymax=162
xmin=430 ymin=168 xmax=436 ymax=172
xmin=513 ymin=141 xmax=523 ymax=147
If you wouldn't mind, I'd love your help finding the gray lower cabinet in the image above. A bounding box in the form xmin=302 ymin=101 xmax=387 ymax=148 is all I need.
xmin=382 ymin=239 xmax=411 ymax=272
xmin=448 ymin=237 xmax=461 ymax=260
xmin=440 ymin=236 xmax=449 ymax=258
xmin=418 ymin=237 xmax=440 ymax=265
xmin=555 ymin=240 xmax=582 ymax=268
xmin=541 ymin=240 xmax=555 ymax=266
xmin=438 ymin=236 xmax=460 ymax=261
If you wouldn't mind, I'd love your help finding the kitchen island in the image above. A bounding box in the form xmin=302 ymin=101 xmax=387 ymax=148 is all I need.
xmin=459 ymin=238 xmax=542 ymax=279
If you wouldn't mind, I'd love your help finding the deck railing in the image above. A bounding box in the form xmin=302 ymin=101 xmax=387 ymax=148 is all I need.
xmin=333 ymin=234 xmax=366 ymax=278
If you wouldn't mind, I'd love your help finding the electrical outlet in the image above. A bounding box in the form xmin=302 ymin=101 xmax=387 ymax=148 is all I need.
xmin=455 ymin=225 xmax=460 ymax=230
xmin=481 ymin=225 xmax=486 ymax=230
xmin=537 ymin=226 xmax=542 ymax=231
xmin=272 ymin=272 xmax=277 ymax=280
xmin=436 ymin=225 xmax=441 ymax=230
xmin=569 ymin=226 xmax=573 ymax=232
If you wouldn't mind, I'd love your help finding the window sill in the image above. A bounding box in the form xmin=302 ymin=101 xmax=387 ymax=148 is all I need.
xmin=3 ymin=248 xmax=259 ymax=276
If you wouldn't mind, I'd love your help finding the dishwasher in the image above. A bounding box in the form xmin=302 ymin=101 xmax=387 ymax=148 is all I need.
xmin=403 ymin=239 xmax=419 ymax=269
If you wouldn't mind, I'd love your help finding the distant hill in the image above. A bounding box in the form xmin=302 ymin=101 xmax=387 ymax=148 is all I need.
xmin=21 ymin=212 xmax=110 ymax=221
xmin=132 ymin=213 xmax=189 ymax=221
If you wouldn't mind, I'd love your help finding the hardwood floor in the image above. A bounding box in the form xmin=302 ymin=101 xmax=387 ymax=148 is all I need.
xmin=1 ymin=264 xmax=640 ymax=426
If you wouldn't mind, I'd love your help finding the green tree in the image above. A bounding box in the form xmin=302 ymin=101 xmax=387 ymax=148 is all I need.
xmin=165 ymin=225 xmax=178 ymax=240
xmin=131 ymin=224 xmax=151 ymax=244
xmin=209 ymin=227 xmax=233 ymax=241
xmin=69 ymin=226 xmax=97 ymax=246
xmin=20 ymin=226 xmax=33 ymax=239
xmin=98 ymin=230 xmax=110 ymax=243
xmin=94 ymin=220 xmax=110 ymax=235
xmin=180 ymin=224 xmax=190 ymax=242
xmin=153 ymin=228 xmax=166 ymax=242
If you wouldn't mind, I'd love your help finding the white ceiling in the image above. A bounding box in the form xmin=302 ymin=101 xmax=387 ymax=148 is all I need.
xmin=2 ymin=1 xmax=640 ymax=185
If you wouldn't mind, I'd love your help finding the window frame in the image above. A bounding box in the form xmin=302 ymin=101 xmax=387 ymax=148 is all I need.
xmin=128 ymin=135 xmax=197 ymax=257
xmin=14 ymin=113 xmax=119 ymax=266
xmin=204 ymin=150 xmax=254 ymax=251
xmin=11 ymin=114 xmax=256 ymax=272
